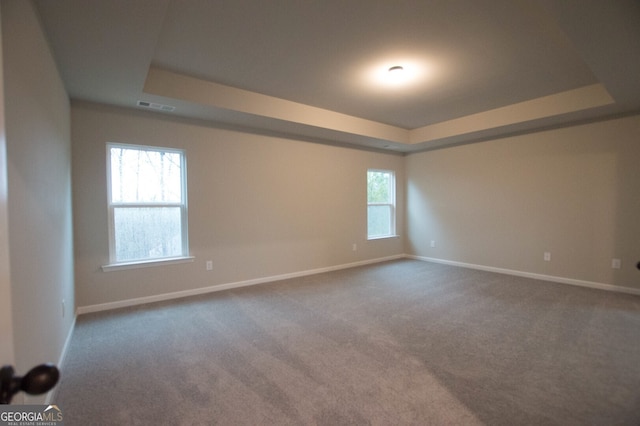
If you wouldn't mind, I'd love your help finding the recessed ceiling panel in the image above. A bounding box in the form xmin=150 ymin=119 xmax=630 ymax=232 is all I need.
xmin=152 ymin=0 xmax=597 ymax=128
xmin=33 ymin=0 xmax=639 ymax=152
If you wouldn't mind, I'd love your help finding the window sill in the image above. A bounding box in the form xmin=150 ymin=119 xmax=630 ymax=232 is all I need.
xmin=102 ymin=256 xmax=195 ymax=272
xmin=367 ymin=235 xmax=400 ymax=241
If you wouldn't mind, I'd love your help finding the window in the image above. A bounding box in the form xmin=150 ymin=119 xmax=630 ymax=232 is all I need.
xmin=367 ymin=169 xmax=396 ymax=239
xmin=107 ymin=143 xmax=188 ymax=265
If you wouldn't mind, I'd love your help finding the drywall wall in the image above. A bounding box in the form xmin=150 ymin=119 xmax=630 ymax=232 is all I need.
xmin=406 ymin=114 xmax=640 ymax=290
xmin=2 ymin=0 xmax=75 ymax=401
xmin=72 ymin=102 xmax=404 ymax=309
xmin=0 ymin=4 xmax=15 ymax=367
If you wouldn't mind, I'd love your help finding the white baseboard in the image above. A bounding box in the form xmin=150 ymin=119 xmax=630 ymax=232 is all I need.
xmin=407 ymin=255 xmax=640 ymax=296
xmin=78 ymin=252 xmax=638 ymax=317
xmin=45 ymin=314 xmax=77 ymax=405
xmin=77 ymin=254 xmax=405 ymax=315
xmin=55 ymin=252 xmax=638 ymax=405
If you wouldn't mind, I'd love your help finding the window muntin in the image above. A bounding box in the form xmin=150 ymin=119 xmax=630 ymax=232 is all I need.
xmin=107 ymin=143 xmax=188 ymax=264
xmin=367 ymin=169 xmax=396 ymax=239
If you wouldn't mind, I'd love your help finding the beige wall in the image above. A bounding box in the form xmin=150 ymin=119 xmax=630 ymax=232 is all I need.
xmin=73 ymin=105 xmax=640 ymax=308
xmin=72 ymin=102 xmax=404 ymax=309
xmin=2 ymin=0 xmax=75 ymax=401
xmin=406 ymin=114 xmax=640 ymax=290
xmin=0 ymin=3 xmax=14 ymax=367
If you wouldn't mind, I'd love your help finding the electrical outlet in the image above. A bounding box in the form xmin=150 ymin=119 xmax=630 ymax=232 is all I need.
xmin=544 ymin=252 xmax=551 ymax=261
xmin=352 ymin=243 xmax=357 ymax=251
xmin=611 ymin=259 xmax=621 ymax=269
xmin=430 ymin=240 xmax=436 ymax=248
xmin=206 ymin=260 xmax=213 ymax=271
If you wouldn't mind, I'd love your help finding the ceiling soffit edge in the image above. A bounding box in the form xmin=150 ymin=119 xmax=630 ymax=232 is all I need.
xmin=143 ymin=67 xmax=409 ymax=144
xmin=144 ymin=68 xmax=615 ymax=148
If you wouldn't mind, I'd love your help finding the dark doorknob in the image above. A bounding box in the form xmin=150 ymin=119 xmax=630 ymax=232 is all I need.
xmin=0 ymin=364 xmax=59 ymax=404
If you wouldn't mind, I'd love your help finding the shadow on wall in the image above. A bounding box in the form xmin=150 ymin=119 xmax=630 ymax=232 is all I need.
xmin=612 ymin=119 xmax=640 ymax=287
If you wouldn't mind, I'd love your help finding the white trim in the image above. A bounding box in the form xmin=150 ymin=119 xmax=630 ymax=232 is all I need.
xmin=82 ymin=253 xmax=639 ymax=320
xmin=106 ymin=142 xmax=189 ymax=264
xmin=407 ymin=255 xmax=640 ymax=296
xmin=367 ymin=234 xmax=400 ymax=241
xmin=45 ymin=313 xmax=77 ymax=404
xmin=102 ymin=256 xmax=195 ymax=272
xmin=79 ymin=254 xmax=404 ymax=315
xmin=367 ymin=169 xmax=396 ymax=240
xmin=56 ymin=314 xmax=77 ymax=370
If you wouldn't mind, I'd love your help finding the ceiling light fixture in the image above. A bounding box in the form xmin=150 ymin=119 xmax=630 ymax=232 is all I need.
xmin=386 ymin=65 xmax=410 ymax=85
xmin=364 ymin=58 xmax=432 ymax=89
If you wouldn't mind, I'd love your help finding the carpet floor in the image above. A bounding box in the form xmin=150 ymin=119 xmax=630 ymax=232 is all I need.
xmin=54 ymin=259 xmax=640 ymax=425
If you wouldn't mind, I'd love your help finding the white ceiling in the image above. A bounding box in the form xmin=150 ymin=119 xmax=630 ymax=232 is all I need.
xmin=34 ymin=0 xmax=640 ymax=153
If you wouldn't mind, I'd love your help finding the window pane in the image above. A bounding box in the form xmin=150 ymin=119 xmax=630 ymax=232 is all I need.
xmin=114 ymin=207 xmax=183 ymax=261
xmin=367 ymin=171 xmax=391 ymax=203
xmin=368 ymin=205 xmax=391 ymax=238
xmin=110 ymin=147 xmax=182 ymax=203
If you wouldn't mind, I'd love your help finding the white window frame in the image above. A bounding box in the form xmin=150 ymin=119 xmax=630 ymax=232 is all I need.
xmin=104 ymin=143 xmax=191 ymax=270
xmin=367 ymin=169 xmax=396 ymax=240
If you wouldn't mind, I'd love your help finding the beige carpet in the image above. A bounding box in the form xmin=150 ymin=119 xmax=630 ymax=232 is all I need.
xmin=54 ymin=259 xmax=640 ymax=425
